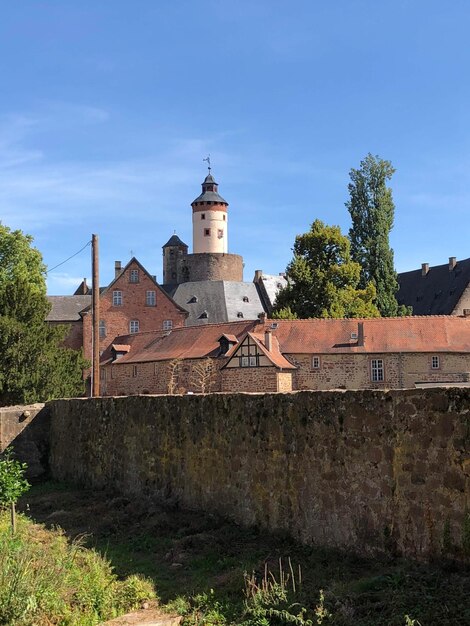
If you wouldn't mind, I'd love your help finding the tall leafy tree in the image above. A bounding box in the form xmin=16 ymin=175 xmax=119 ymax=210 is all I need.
xmin=346 ymin=153 xmax=409 ymax=316
xmin=273 ymin=219 xmax=380 ymax=319
xmin=0 ymin=224 xmax=88 ymax=406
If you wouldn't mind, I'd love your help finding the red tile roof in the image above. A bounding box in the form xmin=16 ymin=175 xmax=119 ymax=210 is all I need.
xmin=106 ymin=320 xmax=258 ymax=364
xmin=101 ymin=316 xmax=470 ymax=365
xmin=268 ymin=316 xmax=470 ymax=353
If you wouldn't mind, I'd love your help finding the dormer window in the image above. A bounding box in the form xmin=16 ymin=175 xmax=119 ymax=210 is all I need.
xmin=188 ymin=296 xmax=198 ymax=304
xmin=199 ymin=311 xmax=208 ymax=319
xmin=237 ymin=312 xmax=244 ymax=318
xmin=243 ymin=296 xmax=249 ymax=303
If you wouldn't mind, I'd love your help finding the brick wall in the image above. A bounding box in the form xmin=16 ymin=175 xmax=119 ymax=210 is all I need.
xmin=82 ymin=260 xmax=187 ymax=361
xmin=48 ymin=388 xmax=470 ymax=559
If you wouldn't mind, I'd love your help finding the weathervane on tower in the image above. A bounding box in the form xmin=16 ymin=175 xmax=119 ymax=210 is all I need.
xmin=203 ymin=154 xmax=211 ymax=173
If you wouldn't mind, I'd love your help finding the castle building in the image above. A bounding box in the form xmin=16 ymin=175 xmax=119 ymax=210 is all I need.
xmin=162 ymin=171 xmax=243 ymax=286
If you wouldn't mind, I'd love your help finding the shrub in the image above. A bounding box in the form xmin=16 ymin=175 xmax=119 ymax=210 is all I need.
xmin=0 ymin=512 xmax=156 ymax=625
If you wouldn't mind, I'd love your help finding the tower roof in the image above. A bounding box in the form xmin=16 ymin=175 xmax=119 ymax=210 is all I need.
xmin=192 ymin=171 xmax=228 ymax=205
xmin=162 ymin=234 xmax=188 ymax=248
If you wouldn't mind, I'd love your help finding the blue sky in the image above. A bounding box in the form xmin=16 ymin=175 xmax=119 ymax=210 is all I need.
xmin=1 ymin=1 xmax=469 ymax=294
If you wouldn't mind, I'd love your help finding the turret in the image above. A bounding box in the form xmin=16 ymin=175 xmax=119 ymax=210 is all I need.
xmin=162 ymin=234 xmax=188 ymax=285
xmin=191 ymin=171 xmax=228 ymax=254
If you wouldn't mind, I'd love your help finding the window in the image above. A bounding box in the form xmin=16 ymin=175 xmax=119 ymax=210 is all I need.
xmin=113 ymin=290 xmax=122 ymax=306
xmin=163 ymin=319 xmax=173 ymax=330
xmin=431 ymin=355 xmax=440 ymax=369
xmin=199 ymin=311 xmax=208 ymax=319
xmin=204 ymin=228 xmax=210 ymax=236
xmin=132 ymin=365 xmax=138 ymax=377
xmin=243 ymin=296 xmax=249 ymax=302
xmin=129 ymin=320 xmax=140 ymax=334
xmin=154 ymin=363 xmax=159 ymax=375
xmin=188 ymin=296 xmax=198 ymax=304
xmin=312 ymin=356 xmax=321 ymax=369
xmin=371 ymin=359 xmax=384 ymax=382
xmin=99 ymin=320 xmax=106 ymax=338
xmin=237 ymin=312 xmax=244 ymax=318
xmin=217 ymin=229 xmax=224 ymax=239
xmin=129 ymin=269 xmax=139 ymax=283
xmin=249 ymin=355 xmax=257 ymax=367
xmin=201 ymin=213 xmax=205 ymax=220
xmin=223 ymin=214 xmax=226 ymax=221
xmin=241 ymin=356 xmax=249 ymax=367
xmin=146 ymin=290 xmax=156 ymax=306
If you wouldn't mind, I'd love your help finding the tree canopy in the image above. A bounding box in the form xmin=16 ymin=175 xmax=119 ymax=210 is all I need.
xmin=0 ymin=223 xmax=88 ymax=406
xmin=273 ymin=219 xmax=380 ymax=319
xmin=346 ymin=153 xmax=409 ymax=316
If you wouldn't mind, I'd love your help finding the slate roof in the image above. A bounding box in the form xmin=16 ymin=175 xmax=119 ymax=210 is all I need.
xmin=46 ymin=295 xmax=91 ymax=321
xmin=162 ymin=234 xmax=188 ymax=248
xmin=397 ymin=257 xmax=470 ymax=315
xmin=253 ymin=272 xmax=287 ymax=313
xmin=163 ymin=281 xmax=265 ymax=325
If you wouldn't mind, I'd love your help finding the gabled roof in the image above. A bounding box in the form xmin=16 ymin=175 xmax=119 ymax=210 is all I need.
xmin=46 ymin=295 xmax=92 ymax=321
xmin=224 ymin=331 xmax=296 ymax=370
xmin=397 ymin=257 xmax=470 ymax=315
xmin=81 ymin=257 xmax=188 ymax=316
xmin=104 ymin=320 xmax=258 ymax=364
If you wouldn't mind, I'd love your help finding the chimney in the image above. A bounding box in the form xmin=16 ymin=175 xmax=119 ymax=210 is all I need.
xmin=258 ymin=312 xmax=266 ymax=324
xmin=115 ymin=261 xmax=122 ymax=278
xmin=264 ymin=329 xmax=273 ymax=352
xmin=254 ymin=270 xmax=263 ymax=282
xmin=421 ymin=263 xmax=429 ymax=276
xmin=449 ymin=257 xmax=457 ymax=271
xmin=357 ymin=322 xmax=364 ymax=347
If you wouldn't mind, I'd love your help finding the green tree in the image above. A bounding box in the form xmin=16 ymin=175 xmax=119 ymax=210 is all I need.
xmin=0 ymin=447 xmax=30 ymax=533
xmin=273 ymin=219 xmax=380 ymax=319
xmin=0 ymin=224 xmax=88 ymax=406
xmin=346 ymin=153 xmax=410 ymax=316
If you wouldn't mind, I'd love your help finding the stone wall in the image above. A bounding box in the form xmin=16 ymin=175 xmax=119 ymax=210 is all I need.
xmin=48 ymin=388 xmax=470 ymax=558
xmin=0 ymin=404 xmax=50 ymax=479
xmin=178 ymin=253 xmax=243 ymax=283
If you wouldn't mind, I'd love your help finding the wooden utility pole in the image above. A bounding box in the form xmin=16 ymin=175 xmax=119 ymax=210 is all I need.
xmin=91 ymin=234 xmax=100 ymax=397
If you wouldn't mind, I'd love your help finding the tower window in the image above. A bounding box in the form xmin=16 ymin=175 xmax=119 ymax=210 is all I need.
xmin=201 ymin=213 xmax=205 ymax=220
xmin=218 ymin=229 xmax=224 ymax=239
xmin=223 ymin=215 xmax=226 ymax=221
xmin=204 ymin=228 xmax=211 ymax=236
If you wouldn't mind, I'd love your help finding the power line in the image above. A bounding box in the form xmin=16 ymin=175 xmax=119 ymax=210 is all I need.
xmin=46 ymin=240 xmax=91 ymax=274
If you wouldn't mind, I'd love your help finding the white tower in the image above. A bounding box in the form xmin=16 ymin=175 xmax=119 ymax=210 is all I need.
xmin=191 ymin=170 xmax=228 ymax=254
